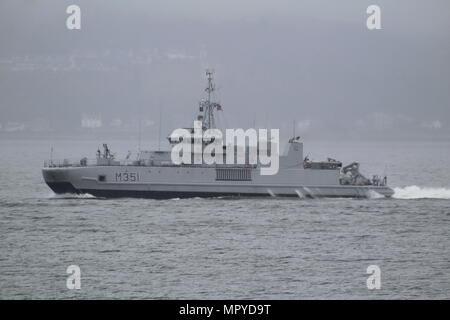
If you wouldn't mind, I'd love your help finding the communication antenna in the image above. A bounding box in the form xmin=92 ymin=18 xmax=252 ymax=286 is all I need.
xmin=138 ymin=113 xmax=142 ymax=152
xmin=293 ymin=120 xmax=296 ymax=138
xmin=158 ymin=104 xmax=162 ymax=151
xmin=136 ymin=68 xmax=143 ymax=153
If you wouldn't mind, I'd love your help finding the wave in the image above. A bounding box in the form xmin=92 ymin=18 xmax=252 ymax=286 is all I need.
xmin=366 ymin=190 xmax=384 ymax=199
xmin=393 ymin=186 xmax=450 ymax=199
xmin=47 ymin=192 xmax=96 ymax=199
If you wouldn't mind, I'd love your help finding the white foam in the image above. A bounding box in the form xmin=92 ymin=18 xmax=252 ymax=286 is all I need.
xmin=294 ymin=189 xmax=305 ymax=199
xmin=366 ymin=190 xmax=384 ymax=199
xmin=303 ymin=187 xmax=315 ymax=198
xmin=393 ymin=186 xmax=450 ymax=199
xmin=47 ymin=192 xmax=96 ymax=199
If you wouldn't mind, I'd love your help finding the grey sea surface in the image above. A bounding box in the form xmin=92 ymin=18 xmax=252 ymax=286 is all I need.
xmin=0 ymin=138 xmax=449 ymax=299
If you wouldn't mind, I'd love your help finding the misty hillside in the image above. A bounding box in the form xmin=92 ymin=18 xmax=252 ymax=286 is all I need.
xmin=1 ymin=0 xmax=449 ymax=141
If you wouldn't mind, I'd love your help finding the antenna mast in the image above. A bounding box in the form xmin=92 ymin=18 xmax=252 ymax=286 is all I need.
xmin=203 ymin=69 xmax=216 ymax=129
xmin=158 ymin=104 xmax=162 ymax=151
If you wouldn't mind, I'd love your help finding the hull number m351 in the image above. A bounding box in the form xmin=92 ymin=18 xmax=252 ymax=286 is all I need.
xmin=115 ymin=172 xmax=140 ymax=182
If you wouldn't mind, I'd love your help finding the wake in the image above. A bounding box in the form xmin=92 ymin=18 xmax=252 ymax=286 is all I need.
xmin=47 ymin=192 xmax=96 ymax=199
xmin=393 ymin=186 xmax=450 ymax=199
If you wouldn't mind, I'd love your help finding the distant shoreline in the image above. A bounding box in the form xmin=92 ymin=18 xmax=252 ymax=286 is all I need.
xmin=1 ymin=131 xmax=449 ymax=143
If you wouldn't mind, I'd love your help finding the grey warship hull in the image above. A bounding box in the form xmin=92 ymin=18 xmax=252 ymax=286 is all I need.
xmin=44 ymin=182 xmax=394 ymax=199
xmin=42 ymin=162 xmax=394 ymax=199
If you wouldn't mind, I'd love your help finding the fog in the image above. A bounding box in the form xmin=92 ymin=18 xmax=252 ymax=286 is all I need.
xmin=1 ymin=0 xmax=449 ymax=142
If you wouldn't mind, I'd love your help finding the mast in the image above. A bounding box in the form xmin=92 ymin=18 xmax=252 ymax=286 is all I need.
xmin=201 ymin=69 xmax=217 ymax=130
xmin=158 ymin=104 xmax=162 ymax=151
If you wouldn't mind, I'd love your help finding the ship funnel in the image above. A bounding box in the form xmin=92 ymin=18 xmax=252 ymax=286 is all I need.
xmin=281 ymin=140 xmax=303 ymax=168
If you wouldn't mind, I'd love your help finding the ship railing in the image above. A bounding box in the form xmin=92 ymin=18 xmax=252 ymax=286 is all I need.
xmin=43 ymin=158 xmax=155 ymax=168
xmin=43 ymin=159 xmax=261 ymax=169
xmin=44 ymin=158 xmax=98 ymax=168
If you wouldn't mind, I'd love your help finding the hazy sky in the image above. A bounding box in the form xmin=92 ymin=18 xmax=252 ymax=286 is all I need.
xmin=1 ymin=0 xmax=449 ymax=141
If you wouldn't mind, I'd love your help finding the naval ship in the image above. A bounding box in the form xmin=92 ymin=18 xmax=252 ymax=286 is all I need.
xmin=42 ymin=71 xmax=394 ymax=199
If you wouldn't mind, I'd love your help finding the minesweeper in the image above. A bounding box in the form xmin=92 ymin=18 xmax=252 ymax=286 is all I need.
xmin=42 ymin=71 xmax=394 ymax=199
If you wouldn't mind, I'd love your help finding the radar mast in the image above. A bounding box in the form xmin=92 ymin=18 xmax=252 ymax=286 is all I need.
xmin=199 ymin=70 xmax=221 ymax=130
